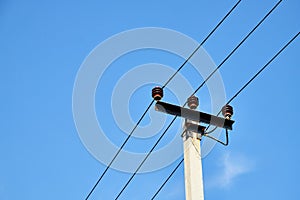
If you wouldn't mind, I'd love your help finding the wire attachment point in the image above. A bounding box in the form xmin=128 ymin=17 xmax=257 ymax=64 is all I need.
xmin=204 ymin=128 xmax=229 ymax=146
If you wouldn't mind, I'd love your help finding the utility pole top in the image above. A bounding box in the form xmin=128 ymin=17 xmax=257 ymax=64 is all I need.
xmin=151 ymin=86 xmax=235 ymax=200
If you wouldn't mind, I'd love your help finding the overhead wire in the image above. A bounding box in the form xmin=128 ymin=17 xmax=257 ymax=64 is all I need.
xmin=114 ymin=117 xmax=177 ymax=199
xmin=162 ymin=0 xmax=242 ymax=89
xmin=84 ymin=1 xmax=242 ymax=199
xmin=189 ymin=0 xmax=282 ymax=98
xmin=151 ymin=158 xmax=184 ymax=200
xmin=113 ymin=0 xmax=282 ymax=199
xmin=150 ymin=31 xmax=300 ymax=199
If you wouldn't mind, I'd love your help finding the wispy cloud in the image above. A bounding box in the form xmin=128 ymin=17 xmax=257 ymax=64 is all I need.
xmin=207 ymin=152 xmax=254 ymax=188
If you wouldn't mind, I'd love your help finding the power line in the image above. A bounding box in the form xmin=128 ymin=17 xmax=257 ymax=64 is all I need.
xmin=84 ymin=1 xmax=241 ymax=199
xmin=151 ymin=158 xmax=184 ymax=200
xmin=113 ymin=1 xmax=282 ymax=199
xmin=226 ymin=32 xmax=300 ymax=106
xmin=85 ymin=101 xmax=154 ymax=200
xmin=162 ymin=0 xmax=242 ymax=89
xmin=189 ymin=0 xmax=282 ymax=97
xmin=150 ymin=31 xmax=300 ymax=199
xmin=114 ymin=117 xmax=177 ymax=199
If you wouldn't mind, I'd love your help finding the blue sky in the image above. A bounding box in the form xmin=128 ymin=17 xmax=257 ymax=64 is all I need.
xmin=1 ymin=0 xmax=300 ymax=200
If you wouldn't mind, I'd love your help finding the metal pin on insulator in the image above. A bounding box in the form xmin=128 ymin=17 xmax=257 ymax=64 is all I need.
xmin=152 ymin=86 xmax=163 ymax=101
xmin=222 ymin=104 xmax=233 ymax=119
xmin=187 ymin=96 xmax=199 ymax=109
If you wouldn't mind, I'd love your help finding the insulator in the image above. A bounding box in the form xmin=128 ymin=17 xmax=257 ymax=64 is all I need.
xmin=187 ymin=96 xmax=199 ymax=109
xmin=222 ymin=104 xmax=233 ymax=119
xmin=152 ymin=86 xmax=163 ymax=101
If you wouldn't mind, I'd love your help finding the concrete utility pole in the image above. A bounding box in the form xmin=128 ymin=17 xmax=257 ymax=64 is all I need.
xmin=182 ymin=120 xmax=204 ymax=200
xmin=152 ymin=86 xmax=234 ymax=200
xmin=182 ymin=95 xmax=204 ymax=200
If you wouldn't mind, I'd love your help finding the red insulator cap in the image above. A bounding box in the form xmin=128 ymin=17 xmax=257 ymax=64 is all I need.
xmin=222 ymin=104 xmax=233 ymax=119
xmin=152 ymin=86 xmax=163 ymax=101
xmin=187 ymin=96 xmax=199 ymax=109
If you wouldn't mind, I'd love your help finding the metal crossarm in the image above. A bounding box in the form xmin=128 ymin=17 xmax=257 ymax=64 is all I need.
xmin=155 ymin=101 xmax=234 ymax=130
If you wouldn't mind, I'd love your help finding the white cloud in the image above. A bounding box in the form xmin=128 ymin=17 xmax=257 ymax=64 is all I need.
xmin=207 ymin=152 xmax=254 ymax=188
